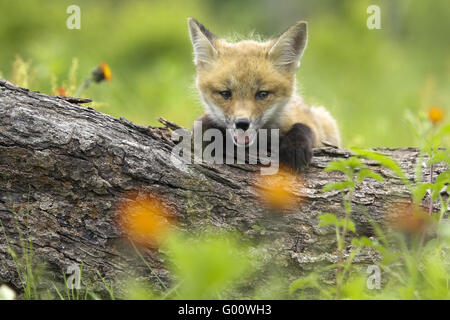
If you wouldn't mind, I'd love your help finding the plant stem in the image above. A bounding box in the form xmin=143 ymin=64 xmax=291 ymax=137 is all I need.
xmin=419 ymin=161 xmax=434 ymax=248
xmin=428 ymin=163 xmax=434 ymax=215
xmin=336 ymin=189 xmax=353 ymax=299
xmin=74 ymin=78 xmax=91 ymax=97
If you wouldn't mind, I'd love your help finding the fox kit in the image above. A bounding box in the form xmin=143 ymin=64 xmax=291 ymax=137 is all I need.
xmin=188 ymin=18 xmax=340 ymax=171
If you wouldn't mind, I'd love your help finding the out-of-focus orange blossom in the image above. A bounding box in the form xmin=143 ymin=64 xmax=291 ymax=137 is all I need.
xmin=255 ymin=168 xmax=303 ymax=211
xmin=92 ymin=61 xmax=113 ymax=83
xmin=100 ymin=62 xmax=113 ymax=82
xmin=428 ymin=106 xmax=444 ymax=125
xmin=387 ymin=202 xmax=433 ymax=235
xmin=116 ymin=192 xmax=174 ymax=247
xmin=56 ymin=87 xmax=67 ymax=96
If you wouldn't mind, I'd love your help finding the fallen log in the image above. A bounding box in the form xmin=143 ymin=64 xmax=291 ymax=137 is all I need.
xmin=0 ymin=78 xmax=444 ymax=295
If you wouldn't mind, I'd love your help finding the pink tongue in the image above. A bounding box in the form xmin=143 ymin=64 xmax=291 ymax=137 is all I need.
xmin=235 ymin=131 xmax=248 ymax=145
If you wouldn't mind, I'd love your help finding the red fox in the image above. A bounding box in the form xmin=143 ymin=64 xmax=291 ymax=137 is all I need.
xmin=188 ymin=18 xmax=341 ymax=171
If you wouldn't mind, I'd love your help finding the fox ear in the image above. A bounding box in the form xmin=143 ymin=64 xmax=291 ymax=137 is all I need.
xmin=188 ymin=18 xmax=218 ymax=67
xmin=268 ymin=21 xmax=308 ymax=71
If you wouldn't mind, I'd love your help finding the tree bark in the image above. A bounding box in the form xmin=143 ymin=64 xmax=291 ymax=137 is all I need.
xmin=0 ymin=78 xmax=445 ymax=295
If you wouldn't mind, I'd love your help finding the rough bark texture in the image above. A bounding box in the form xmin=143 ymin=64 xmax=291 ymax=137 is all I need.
xmin=0 ymin=78 xmax=446 ymax=295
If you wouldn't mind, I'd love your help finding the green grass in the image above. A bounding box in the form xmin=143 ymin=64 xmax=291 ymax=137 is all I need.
xmin=0 ymin=0 xmax=449 ymax=147
xmin=0 ymin=205 xmax=42 ymax=299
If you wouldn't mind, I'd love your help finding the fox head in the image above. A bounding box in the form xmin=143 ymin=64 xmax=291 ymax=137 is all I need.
xmin=188 ymin=18 xmax=308 ymax=146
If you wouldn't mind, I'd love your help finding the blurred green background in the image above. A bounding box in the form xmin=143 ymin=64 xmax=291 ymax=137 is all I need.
xmin=0 ymin=0 xmax=448 ymax=147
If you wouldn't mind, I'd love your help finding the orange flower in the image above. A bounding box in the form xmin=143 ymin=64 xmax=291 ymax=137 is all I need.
xmin=428 ymin=106 xmax=444 ymax=125
xmin=56 ymin=87 xmax=67 ymax=96
xmin=255 ymin=169 xmax=303 ymax=211
xmin=116 ymin=192 xmax=174 ymax=247
xmin=92 ymin=61 xmax=113 ymax=83
xmin=100 ymin=62 xmax=113 ymax=82
xmin=387 ymin=202 xmax=433 ymax=235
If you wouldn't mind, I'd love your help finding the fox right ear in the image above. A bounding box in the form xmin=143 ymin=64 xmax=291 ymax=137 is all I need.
xmin=188 ymin=18 xmax=218 ymax=67
xmin=268 ymin=21 xmax=308 ymax=72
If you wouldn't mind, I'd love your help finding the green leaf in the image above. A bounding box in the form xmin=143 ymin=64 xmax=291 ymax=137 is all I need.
xmin=356 ymin=168 xmax=384 ymax=182
xmin=431 ymin=171 xmax=450 ymax=200
xmin=324 ymin=159 xmax=349 ymax=173
xmin=352 ymin=148 xmax=410 ymax=188
xmin=346 ymin=220 xmax=356 ymax=233
xmin=351 ymin=238 xmax=361 ymax=247
xmin=434 ymin=170 xmax=450 ymax=185
xmin=426 ymin=124 xmax=450 ymax=154
xmin=429 ymin=150 xmax=450 ymax=165
xmin=352 ymin=236 xmax=374 ymax=247
xmin=412 ymin=183 xmax=433 ymax=204
xmin=318 ymin=213 xmax=339 ymax=227
xmin=322 ymin=181 xmax=353 ymax=192
xmin=325 ymin=157 xmax=364 ymax=173
xmin=346 ymin=157 xmax=365 ymax=170
xmin=289 ymin=274 xmax=318 ymax=294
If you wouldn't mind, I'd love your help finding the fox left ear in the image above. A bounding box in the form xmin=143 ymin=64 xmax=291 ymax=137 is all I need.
xmin=268 ymin=21 xmax=308 ymax=72
xmin=188 ymin=18 xmax=218 ymax=67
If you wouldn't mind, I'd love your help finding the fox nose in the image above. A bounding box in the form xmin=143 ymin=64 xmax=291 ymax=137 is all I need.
xmin=235 ymin=118 xmax=250 ymax=131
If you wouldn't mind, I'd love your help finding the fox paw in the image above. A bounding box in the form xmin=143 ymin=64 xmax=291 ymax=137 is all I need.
xmin=279 ymin=123 xmax=314 ymax=171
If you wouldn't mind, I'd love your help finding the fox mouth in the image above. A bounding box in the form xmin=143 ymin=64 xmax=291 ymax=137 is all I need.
xmin=231 ymin=129 xmax=257 ymax=147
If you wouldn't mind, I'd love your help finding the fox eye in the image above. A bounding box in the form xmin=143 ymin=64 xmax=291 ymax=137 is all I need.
xmin=219 ymin=90 xmax=232 ymax=100
xmin=255 ymin=91 xmax=269 ymax=100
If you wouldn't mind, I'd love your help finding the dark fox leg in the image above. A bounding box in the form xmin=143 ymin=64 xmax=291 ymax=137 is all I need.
xmin=278 ymin=123 xmax=314 ymax=171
